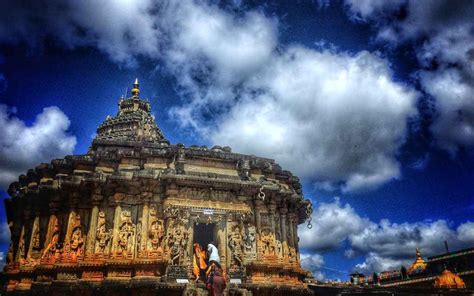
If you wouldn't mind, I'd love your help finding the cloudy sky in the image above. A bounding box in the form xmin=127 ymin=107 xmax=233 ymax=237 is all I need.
xmin=0 ymin=0 xmax=473 ymax=280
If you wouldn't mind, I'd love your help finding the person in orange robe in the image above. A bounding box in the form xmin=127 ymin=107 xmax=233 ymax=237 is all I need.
xmin=193 ymin=243 xmax=207 ymax=282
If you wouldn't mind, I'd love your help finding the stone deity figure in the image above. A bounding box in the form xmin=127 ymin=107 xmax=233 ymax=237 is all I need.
xmin=117 ymin=211 xmax=135 ymax=254
xmin=168 ymin=225 xmax=188 ymax=265
xmin=42 ymin=220 xmax=60 ymax=259
xmin=244 ymin=226 xmax=256 ymax=253
xmin=95 ymin=211 xmax=112 ymax=254
xmin=228 ymin=225 xmax=244 ymax=266
xmin=149 ymin=220 xmax=164 ymax=251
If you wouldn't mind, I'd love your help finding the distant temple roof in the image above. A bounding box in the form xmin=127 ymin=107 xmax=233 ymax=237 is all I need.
xmin=408 ymin=247 xmax=427 ymax=274
xmin=434 ymin=268 xmax=466 ymax=289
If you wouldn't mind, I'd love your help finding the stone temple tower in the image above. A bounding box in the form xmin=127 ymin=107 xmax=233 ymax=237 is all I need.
xmin=3 ymin=80 xmax=313 ymax=295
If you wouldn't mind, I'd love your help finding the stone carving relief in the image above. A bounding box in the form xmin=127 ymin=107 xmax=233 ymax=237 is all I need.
xmin=178 ymin=187 xmax=235 ymax=202
xmin=148 ymin=207 xmax=164 ymax=252
xmin=228 ymin=224 xmax=244 ymax=267
xmin=41 ymin=218 xmax=60 ymax=261
xmin=62 ymin=214 xmax=84 ymax=262
xmin=260 ymin=229 xmax=276 ymax=257
xmin=95 ymin=211 xmax=112 ymax=254
xmin=244 ymin=225 xmax=257 ymax=258
xmin=117 ymin=210 xmax=136 ymax=255
xmin=69 ymin=216 xmax=84 ymax=254
xmin=31 ymin=228 xmax=41 ymax=251
xmin=166 ymin=218 xmax=189 ymax=265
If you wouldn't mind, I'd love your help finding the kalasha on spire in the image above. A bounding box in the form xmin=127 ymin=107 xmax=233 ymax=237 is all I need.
xmin=92 ymin=79 xmax=167 ymax=146
xmin=131 ymin=78 xmax=140 ymax=97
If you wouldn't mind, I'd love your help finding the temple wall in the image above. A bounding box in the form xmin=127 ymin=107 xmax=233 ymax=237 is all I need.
xmin=4 ymin=150 xmax=312 ymax=294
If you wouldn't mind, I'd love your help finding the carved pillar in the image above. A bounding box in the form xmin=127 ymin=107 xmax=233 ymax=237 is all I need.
xmin=15 ymin=226 xmax=26 ymax=264
xmin=85 ymin=203 xmax=100 ymax=256
xmin=216 ymin=217 xmax=227 ymax=271
xmin=27 ymin=214 xmax=40 ymax=261
xmin=254 ymin=200 xmax=264 ymax=261
xmin=268 ymin=202 xmax=276 ymax=235
xmin=254 ymin=200 xmax=264 ymax=234
xmin=280 ymin=207 xmax=288 ymax=244
xmin=288 ymin=213 xmax=296 ymax=248
xmin=140 ymin=202 xmax=150 ymax=255
xmin=111 ymin=203 xmax=122 ymax=253
xmin=44 ymin=214 xmax=58 ymax=251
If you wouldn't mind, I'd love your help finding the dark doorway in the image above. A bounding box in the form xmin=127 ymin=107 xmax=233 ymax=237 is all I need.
xmin=193 ymin=223 xmax=215 ymax=250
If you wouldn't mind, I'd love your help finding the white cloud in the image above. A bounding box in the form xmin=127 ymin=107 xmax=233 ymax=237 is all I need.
xmin=458 ymin=222 xmax=474 ymax=243
xmin=0 ymin=104 xmax=76 ymax=190
xmin=209 ymin=47 xmax=418 ymax=192
xmin=299 ymin=198 xmax=474 ymax=274
xmin=420 ymin=69 xmax=474 ymax=153
xmin=300 ymin=253 xmax=325 ymax=280
xmin=355 ymin=252 xmax=410 ymax=274
xmin=299 ymin=198 xmax=370 ymax=251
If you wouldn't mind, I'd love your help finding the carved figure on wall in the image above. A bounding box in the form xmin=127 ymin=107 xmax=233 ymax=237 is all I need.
xmin=69 ymin=216 xmax=84 ymax=255
xmin=228 ymin=224 xmax=244 ymax=266
xmin=244 ymin=225 xmax=256 ymax=254
xmin=117 ymin=210 xmax=135 ymax=254
xmin=260 ymin=229 xmax=276 ymax=256
xmin=42 ymin=219 xmax=60 ymax=259
xmin=16 ymin=234 xmax=25 ymax=263
xmin=167 ymin=220 xmax=188 ymax=265
xmin=149 ymin=219 xmax=164 ymax=251
xmin=288 ymin=246 xmax=297 ymax=263
xmin=31 ymin=228 xmax=41 ymax=251
xmin=276 ymin=240 xmax=283 ymax=259
xmin=95 ymin=211 xmax=112 ymax=254
xmin=70 ymin=228 xmax=83 ymax=253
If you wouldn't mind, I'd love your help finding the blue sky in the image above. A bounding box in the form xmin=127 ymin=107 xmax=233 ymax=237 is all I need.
xmin=0 ymin=0 xmax=473 ymax=280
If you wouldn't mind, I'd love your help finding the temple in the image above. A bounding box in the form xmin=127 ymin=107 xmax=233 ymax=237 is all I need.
xmin=3 ymin=80 xmax=313 ymax=295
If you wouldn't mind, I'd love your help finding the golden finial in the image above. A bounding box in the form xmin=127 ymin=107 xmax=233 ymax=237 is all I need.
xmin=131 ymin=78 xmax=140 ymax=97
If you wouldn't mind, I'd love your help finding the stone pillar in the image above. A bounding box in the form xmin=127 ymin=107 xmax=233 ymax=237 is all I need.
xmin=216 ymin=217 xmax=227 ymax=271
xmin=254 ymin=200 xmax=264 ymax=234
xmin=111 ymin=203 xmax=122 ymax=253
xmin=85 ymin=205 xmax=99 ymax=256
xmin=140 ymin=202 xmax=150 ymax=254
xmin=27 ymin=215 xmax=40 ymax=259
xmin=268 ymin=202 xmax=276 ymax=235
xmin=280 ymin=207 xmax=288 ymax=244
xmin=44 ymin=214 xmax=58 ymax=250
xmin=15 ymin=226 xmax=26 ymax=263
xmin=288 ymin=213 xmax=296 ymax=248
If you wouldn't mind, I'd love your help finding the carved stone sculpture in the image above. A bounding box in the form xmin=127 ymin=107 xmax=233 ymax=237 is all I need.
xmin=117 ymin=210 xmax=135 ymax=254
xmin=167 ymin=219 xmax=189 ymax=265
xmin=42 ymin=219 xmax=60 ymax=260
xmin=228 ymin=224 xmax=244 ymax=266
xmin=95 ymin=211 xmax=112 ymax=254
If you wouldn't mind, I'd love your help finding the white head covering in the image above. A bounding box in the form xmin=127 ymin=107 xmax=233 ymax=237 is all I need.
xmin=207 ymin=243 xmax=220 ymax=263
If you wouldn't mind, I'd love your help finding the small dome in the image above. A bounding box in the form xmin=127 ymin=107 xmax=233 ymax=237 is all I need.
xmin=408 ymin=248 xmax=427 ymax=274
xmin=434 ymin=268 xmax=466 ymax=289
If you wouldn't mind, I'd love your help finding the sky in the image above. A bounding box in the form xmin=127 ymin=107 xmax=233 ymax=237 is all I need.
xmin=0 ymin=0 xmax=473 ymax=281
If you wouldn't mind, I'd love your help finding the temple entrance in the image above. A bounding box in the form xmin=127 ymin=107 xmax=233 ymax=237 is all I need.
xmin=193 ymin=223 xmax=216 ymax=250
